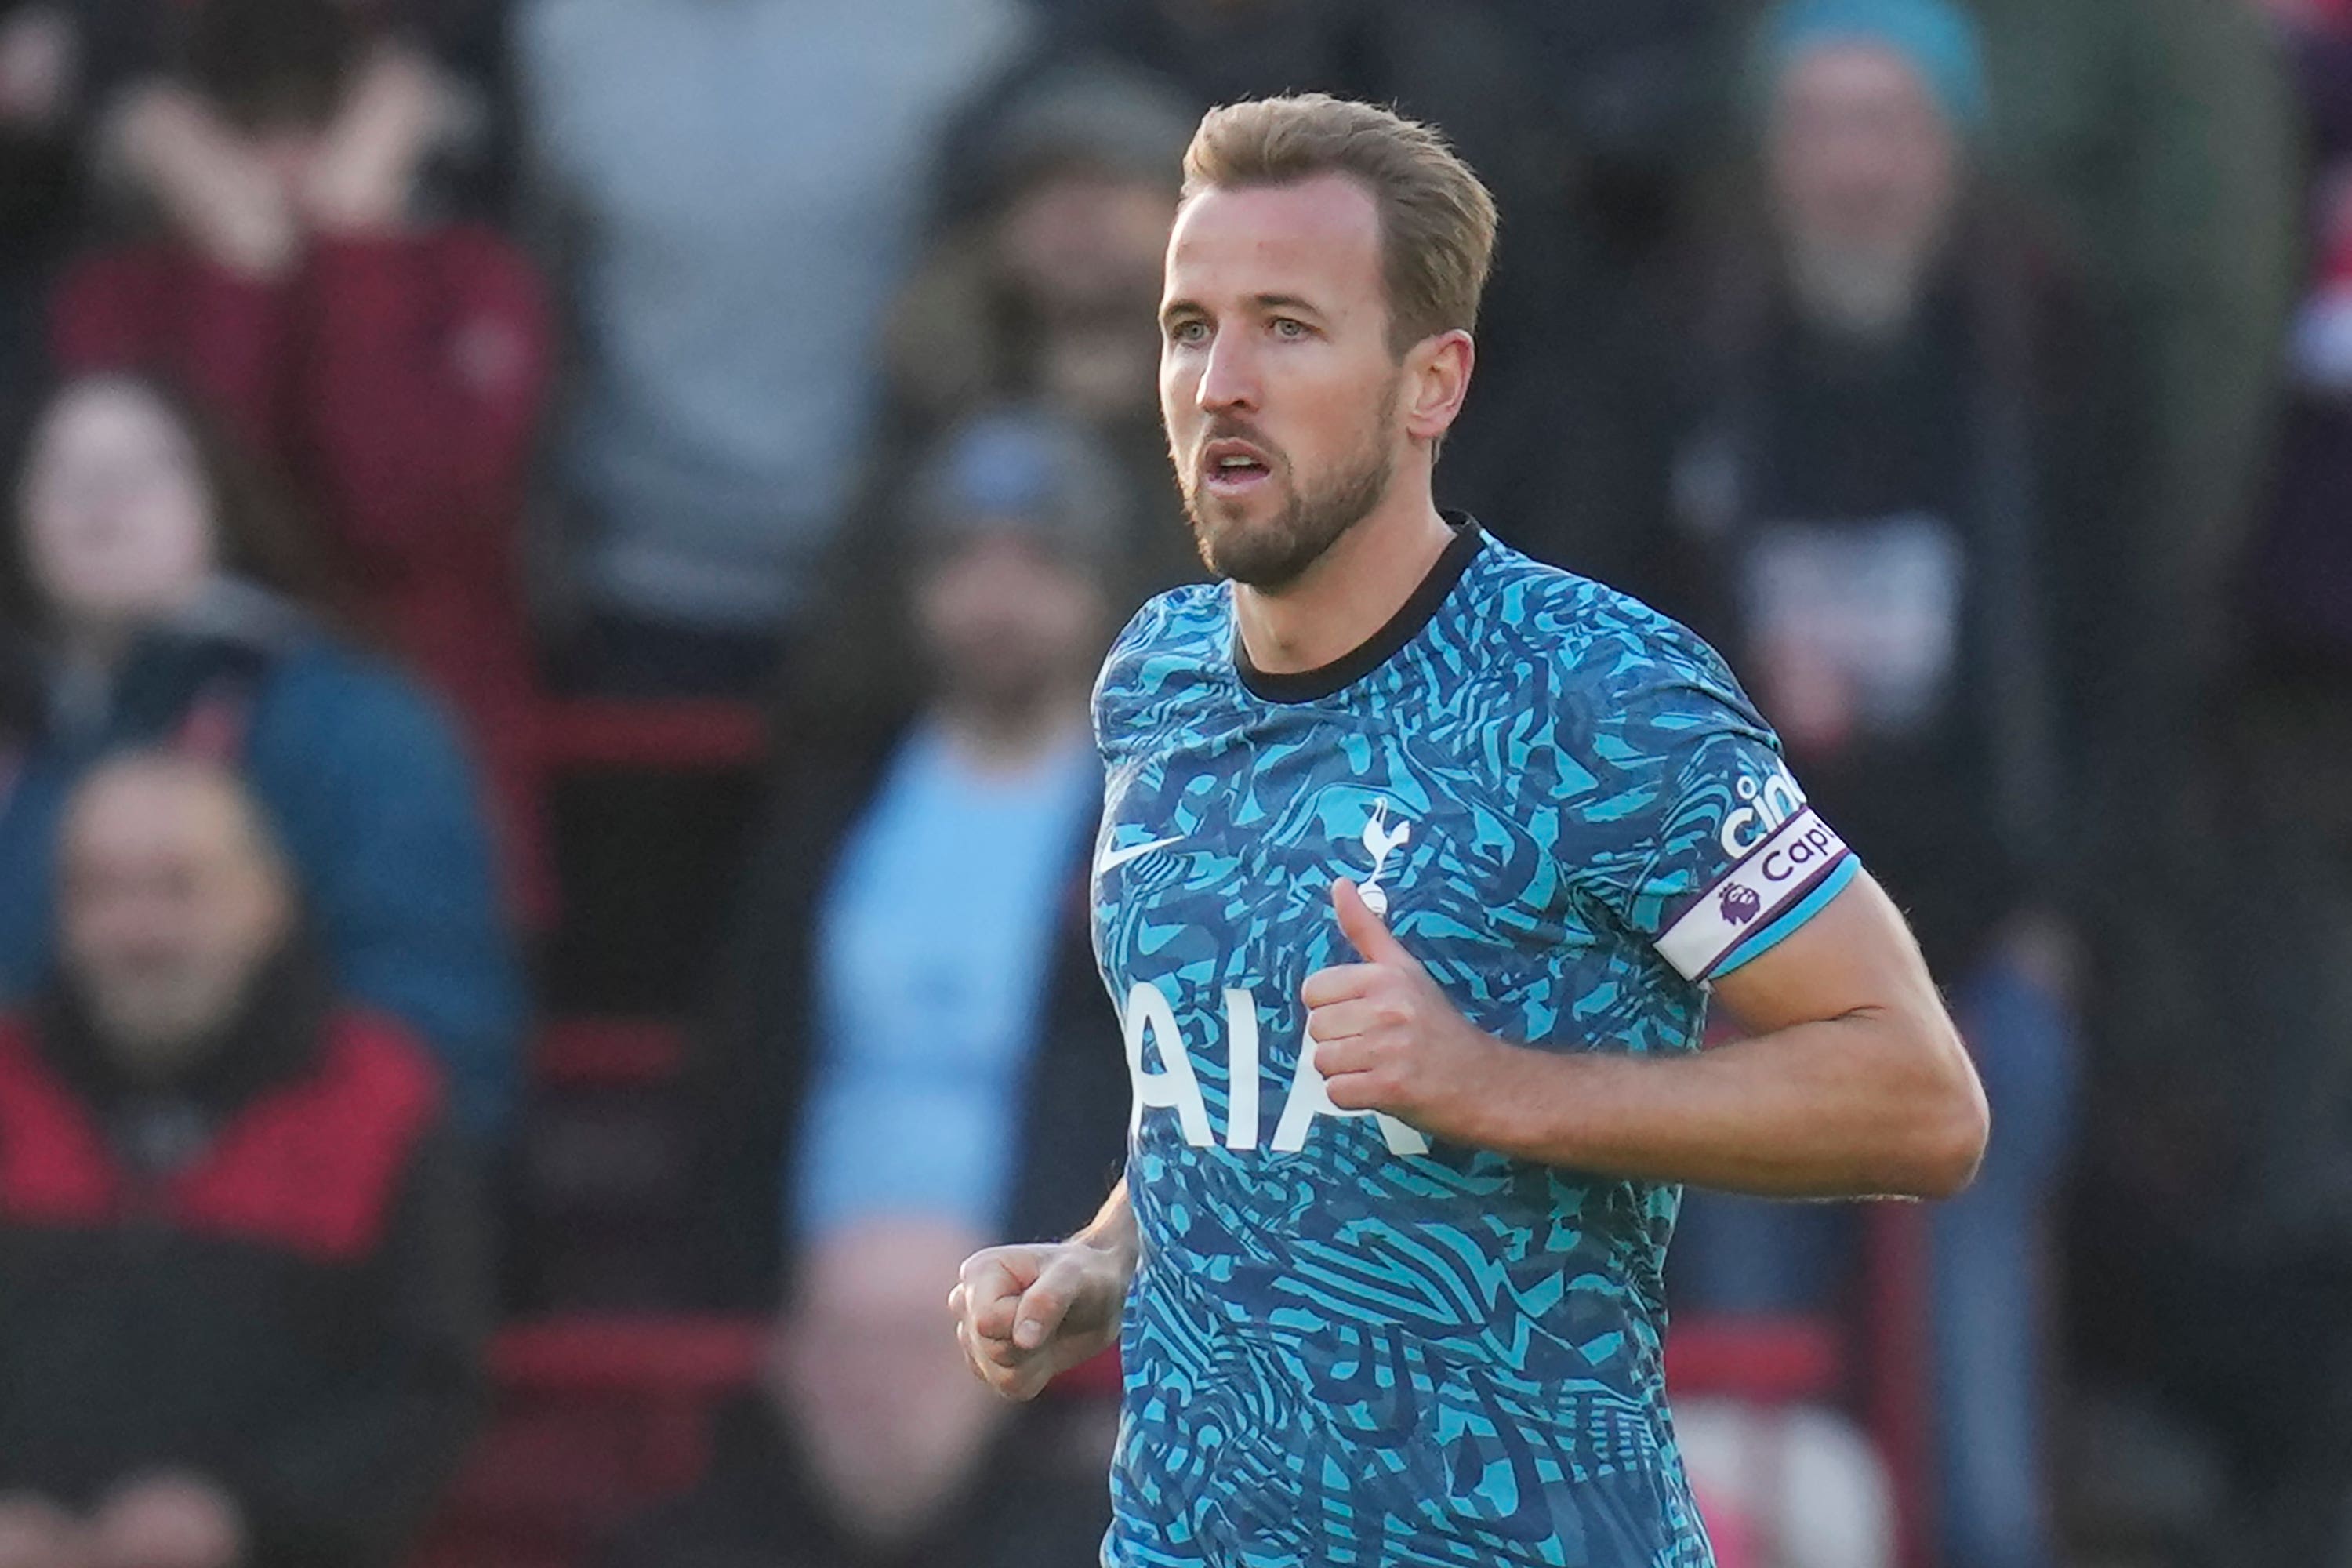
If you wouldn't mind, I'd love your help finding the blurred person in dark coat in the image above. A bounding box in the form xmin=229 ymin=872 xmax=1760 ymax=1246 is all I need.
xmin=973 ymin=0 xmax=1570 ymax=550
xmin=52 ymin=0 xmax=554 ymax=915
xmin=2035 ymin=5 xmax=2352 ymax=1559
xmin=0 ymin=372 xmax=524 ymax=1138
xmin=624 ymin=408 xmax=1135 ymax=1568
xmin=1962 ymin=0 xmax=2298 ymax=718
xmin=1650 ymin=5 xmax=2123 ymax=1566
xmin=0 ymin=751 xmax=487 ymax=1568
xmin=0 ymin=0 xmax=82 ymax=437
xmin=880 ymin=59 xmax=1203 ymax=611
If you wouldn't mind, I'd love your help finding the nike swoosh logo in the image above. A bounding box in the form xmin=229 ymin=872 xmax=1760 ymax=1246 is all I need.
xmin=1095 ymin=834 xmax=1184 ymax=876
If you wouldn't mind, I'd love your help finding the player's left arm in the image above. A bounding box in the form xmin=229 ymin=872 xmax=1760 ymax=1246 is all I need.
xmin=1305 ymin=869 xmax=1988 ymax=1199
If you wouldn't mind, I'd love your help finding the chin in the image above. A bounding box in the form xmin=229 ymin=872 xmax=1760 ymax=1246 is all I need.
xmin=1203 ymin=531 xmax=1323 ymax=592
xmin=1189 ymin=493 xmax=1278 ymax=564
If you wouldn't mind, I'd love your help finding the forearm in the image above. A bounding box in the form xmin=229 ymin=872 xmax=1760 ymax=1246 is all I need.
xmin=1458 ymin=1012 xmax=1986 ymax=1200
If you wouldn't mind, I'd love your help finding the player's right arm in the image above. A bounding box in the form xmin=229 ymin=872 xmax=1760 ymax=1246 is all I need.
xmin=949 ymin=1179 xmax=1136 ymax=1401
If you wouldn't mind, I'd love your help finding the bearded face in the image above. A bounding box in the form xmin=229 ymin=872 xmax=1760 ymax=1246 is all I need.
xmin=1157 ymin=175 xmax=1417 ymax=593
xmin=1174 ymin=376 xmax=1399 ymax=590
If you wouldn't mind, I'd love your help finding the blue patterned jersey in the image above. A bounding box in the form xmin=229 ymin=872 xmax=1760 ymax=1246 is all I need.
xmin=1088 ymin=521 xmax=1858 ymax=1568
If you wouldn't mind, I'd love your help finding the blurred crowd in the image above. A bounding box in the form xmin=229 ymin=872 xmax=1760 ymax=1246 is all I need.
xmin=0 ymin=0 xmax=2346 ymax=1566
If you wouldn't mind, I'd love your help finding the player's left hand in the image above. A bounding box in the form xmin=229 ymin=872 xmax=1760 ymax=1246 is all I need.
xmin=1301 ymin=878 xmax=1512 ymax=1141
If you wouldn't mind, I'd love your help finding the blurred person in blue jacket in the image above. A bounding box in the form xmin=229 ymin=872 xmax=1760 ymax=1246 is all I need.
xmin=0 ymin=371 xmax=524 ymax=1137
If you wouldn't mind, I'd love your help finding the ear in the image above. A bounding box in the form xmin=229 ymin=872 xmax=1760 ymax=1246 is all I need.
xmin=1401 ymin=328 xmax=1475 ymax=446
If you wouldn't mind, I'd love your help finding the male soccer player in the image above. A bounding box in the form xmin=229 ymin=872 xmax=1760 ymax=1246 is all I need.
xmin=949 ymin=94 xmax=1990 ymax=1568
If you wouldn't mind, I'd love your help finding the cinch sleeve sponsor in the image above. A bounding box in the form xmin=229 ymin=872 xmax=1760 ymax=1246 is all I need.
xmin=1655 ymin=806 xmax=1854 ymax=982
xmin=1558 ymin=628 xmax=1861 ymax=978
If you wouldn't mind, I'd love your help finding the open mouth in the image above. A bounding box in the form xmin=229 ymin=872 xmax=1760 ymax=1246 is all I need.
xmin=1202 ymin=439 xmax=1272 ymax=494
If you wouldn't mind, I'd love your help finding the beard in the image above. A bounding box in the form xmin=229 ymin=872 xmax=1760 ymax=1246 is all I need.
xmin=1176 ymin=382 xmax=1399 ymax=590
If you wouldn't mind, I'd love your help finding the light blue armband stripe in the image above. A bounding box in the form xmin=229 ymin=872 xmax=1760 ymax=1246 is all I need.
xmin=1711 ymin=855 xmax=1860 ymax=980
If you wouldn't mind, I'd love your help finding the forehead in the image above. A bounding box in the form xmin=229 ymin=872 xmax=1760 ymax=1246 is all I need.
xmin=35 ymin=385 xmax=188 ymax=473
xmin=1163 ymin=173 xmax=1385 ymax=311
xmin=1774 ymin=43 xmax=1941 ymax=120
xmin=66 ymin=769 xmax=251 ymax=869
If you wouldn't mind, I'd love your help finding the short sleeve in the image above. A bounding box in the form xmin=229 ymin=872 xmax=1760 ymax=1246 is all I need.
xmin=1570 ymin=637 xmax=1858 ymax=983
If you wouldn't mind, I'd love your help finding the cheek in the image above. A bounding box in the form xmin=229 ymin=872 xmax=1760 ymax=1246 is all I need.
xmin=64 ymin=898 xmax=163 ymax=964
xmin=1160 ymin=356 xmax=1195 ymax=424
xmin=147 ymin=489 xmax=216 ymax=575
xmin=912 ymin=579 xmax=960 ymax=652
xmin=1287 ymin=366 xmax=1387 ymax=460
xmin=20 ymin=498 xmax=82 ymax=592
xmin=29 ymin=487 xmax=213 ymax=608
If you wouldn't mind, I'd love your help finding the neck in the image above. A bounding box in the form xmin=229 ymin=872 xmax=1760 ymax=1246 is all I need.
xmin=1232 ymin=477 xmax=1453 ymax=677
xmin=933 ymin=679 xmax=1091 ymax=772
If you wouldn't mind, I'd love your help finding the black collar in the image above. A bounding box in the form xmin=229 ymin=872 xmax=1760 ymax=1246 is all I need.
xmin=1235 ymin=514 xmax=1484 ymax=704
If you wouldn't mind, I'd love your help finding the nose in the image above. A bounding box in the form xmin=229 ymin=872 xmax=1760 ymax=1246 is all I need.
xmin=1195 ymin=331 xmax=1258 ymax=415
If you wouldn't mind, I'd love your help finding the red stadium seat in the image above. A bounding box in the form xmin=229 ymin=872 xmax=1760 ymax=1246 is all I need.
xmin=530 ymin=700 xmax=768 ymax=772
xmin=1665 ymin=1316 xmax=1843 ymax=1403
xmin=1664 ymin=1204 xmax=1936 ymax=1568
xmin=416 ymin=1314 xmax=1117 ymax=1568
xmin=532 ymin=1018 xmax=689 ymax=1091
xmin=413 ymin=1316 xmax=764 ymax=1568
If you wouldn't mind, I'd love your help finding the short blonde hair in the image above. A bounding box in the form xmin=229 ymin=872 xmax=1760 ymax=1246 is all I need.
xmin=1181 ymin=93 xmax=1498 ymax=357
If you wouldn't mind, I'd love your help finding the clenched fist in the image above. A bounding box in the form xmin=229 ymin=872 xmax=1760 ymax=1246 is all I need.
xmin=948 ymin=1237 xmax=1129 ymax=1402
xmin=1301 ymin=878 xmax=1510 ymax=1142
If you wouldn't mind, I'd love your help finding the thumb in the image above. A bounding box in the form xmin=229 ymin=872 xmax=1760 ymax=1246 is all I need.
xmin=1013 ymin=1276 xmax=1073 ymax=1350
xmin=1333 ymin=877 xmax=1418 ymax=968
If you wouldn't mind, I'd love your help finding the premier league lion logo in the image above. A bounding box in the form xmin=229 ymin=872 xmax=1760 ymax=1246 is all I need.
xmin=1718 ymin=884 xmax=1763 ymax=925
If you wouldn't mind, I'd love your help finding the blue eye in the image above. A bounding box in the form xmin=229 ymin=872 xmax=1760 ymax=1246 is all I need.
xmin=1168 ymin=319 xmax=1209 ymax=345
xmin=1272 ymin=318 xmax=1306 ymax=339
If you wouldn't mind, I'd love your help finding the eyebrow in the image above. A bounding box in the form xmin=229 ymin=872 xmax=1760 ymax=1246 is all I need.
xmin=1248 ymin=293 xmax=1324 ymax=318
xmin=1159 ymin=292 xmax=1328 ymax=327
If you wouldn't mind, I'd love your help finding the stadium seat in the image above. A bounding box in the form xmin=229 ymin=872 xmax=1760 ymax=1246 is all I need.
xmin=532 ymin=1018 xmax=688 ymax=1091
xmin=531 ymin=700 xmax=768 ymax=772
xmin=416 ymin=1314 xmax=1118 ymax=1568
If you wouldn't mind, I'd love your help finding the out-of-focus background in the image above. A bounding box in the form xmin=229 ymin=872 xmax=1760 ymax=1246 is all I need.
xmin=0 ymin=0 xmax=2346 ymax=1565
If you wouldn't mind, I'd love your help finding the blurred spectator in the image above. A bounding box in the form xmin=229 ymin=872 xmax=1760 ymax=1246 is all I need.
xmin=50 ymin=0 xmax=553 ymax=916
xmin=1958 ymin=0 xmax=2299 ymax=779
xmin=2252 ymin=0 xmax=2352 ymax=677
xmin=2041 ymin=5 xmax=2352 ymax=1560
xmin=1007 ymin=0 xmax=1551 ymax=238
xmin=517 ymin=0 xmax=1030 ymax=695
xmin=880 ymin=58 xmax=1200 ymax=606
xmin=630 ymin=409 xmax=1134 ymax=1564
xmin=1484 ymin=0 xmax=1742 ymax=252
xmin=0 ymin=0 xmax=82 ymax=434
xmin=64 ymin=0 xmax=517 ymax=222
xmin=2239 ymin=1 xmax=2352 ymax=1296
xmin=0 ymin=372 xmax=524 ymax=1137
xmin=1653 ymin=5 xmax=2111 ymax=1566
xmin=0 ymin=752 xmax=486 ymax=1568
xmin=993 ymin=0 xmax=1570 ymax=539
